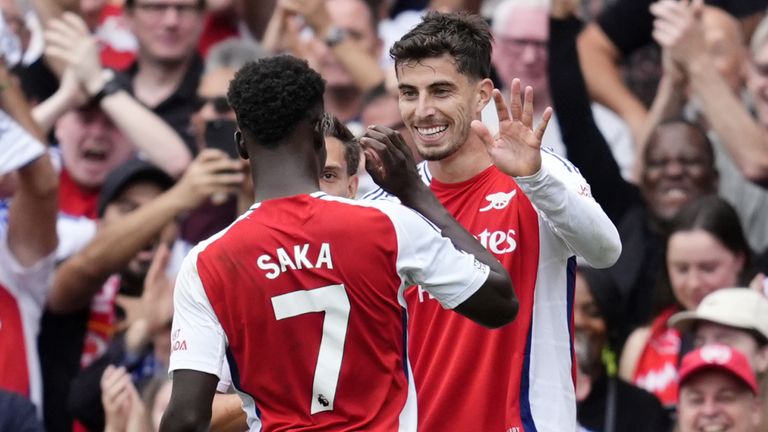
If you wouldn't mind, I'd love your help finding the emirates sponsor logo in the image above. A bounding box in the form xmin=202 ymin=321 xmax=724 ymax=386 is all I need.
xmin=476 ymin=229 xmax=517 ymax=255
xmin=479 ymin=191 xmax=516 ymax=212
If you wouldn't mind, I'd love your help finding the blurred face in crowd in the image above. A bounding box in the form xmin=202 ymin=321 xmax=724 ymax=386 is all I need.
xmin=303 ymin=0 xmax=380 ymax=88
xmin=127 ymin=0 xmax=203 ymax=65
xmin=56 ymin=107 xmax=135 ymax=189
xmin=694 ymin=322 xmax=768 ymax=374
xmin=747 ymin=42 xmax=768 ymax=126
xmin=702 ymin=7 xmax=746 ymax=94
xmin=573 ymin=271 xmax=607 ymax=357
xmin=667 ymin=229 xmax=743 ymax=311
xmin=361 ymin=93 xmax=420 ymax=162
xmin=192 ymin=67 xmax=237 ymax=150
xmin=102 ymin=180 xmax=168 ymax=284
xmin=80 ymin=0 xmax=108 ymax=29
xmin=678 ymin=371 xmax=760 ymax=432
xmin=491 ymin=6 xmax=549 ymax=96
xmin=640 ymin=122 xmax=718 ymax=221
xmin=321 ymin=137 xmax=358 ymax=199
xmin=397 ymin=54 xmax=492 ymax=161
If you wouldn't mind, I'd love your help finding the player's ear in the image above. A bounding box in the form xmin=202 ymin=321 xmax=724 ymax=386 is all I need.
xmin=476 ymin=78 xmax=494 ymax=113
xmin=235 ymin=129 xmax=249 ymax=160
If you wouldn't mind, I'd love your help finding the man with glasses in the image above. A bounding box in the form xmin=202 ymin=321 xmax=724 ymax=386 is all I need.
xmin=119 ymin=0 xmax=206 ymax=152
xmin=491 ymin=0 xmax=635 ymax=180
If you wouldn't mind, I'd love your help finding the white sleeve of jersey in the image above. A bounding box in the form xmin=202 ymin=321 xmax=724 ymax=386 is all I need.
xmin=515 ymin=149 xmax=622 ymax=269
xmin=168 ymin=247 xmax=228 ymax=379
xmin=0 ymin=110 xmax=46 ymax=176
xmin=375 ymin=202 xmax=490 ymax=309
xmin=0 ymin=227 xmax=56 ymax=307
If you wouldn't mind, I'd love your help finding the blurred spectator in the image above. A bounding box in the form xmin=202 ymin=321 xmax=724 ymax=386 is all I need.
xmin=639 ymin=3 xmax=768 ymax=253
xmin=549 ymin=9 xmax=719 ymax=345
xmin=748 ymin=15 xmax=768 ymax=128
xmin=100 ymin=365 xmax=151 ymax=432
xmin=574 ymin=267 xmax=672 ymax=432
xmin=266 ymin=0 xmax=385 ymax=126
xmin=0 ymin=61 xmax=58 ymax=415
xmin=576 ymin=0 xmax=765 ymax=143
xmin=37 ymin=12 xmax=192 ymax=176
xmin=182 ymin=38 xmax=265 ymax=243
xmin=492 ymin=0 xmax=635 ymax=180
xmin=676 ymin=345 xmax=762 ymax=432
xmin=39 ymin=153 xmax=242 ymax=431
xmin=669 ymin=287 xmax=768 ymax=428
xmin=118 ymin=0 xmax=206 ymax=151
xmin=620 ymin=196 xmax=752 ymax=408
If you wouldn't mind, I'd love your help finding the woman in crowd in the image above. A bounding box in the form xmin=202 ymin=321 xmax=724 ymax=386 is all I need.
xmin=619 ymin=195 xmax=754 ymax=408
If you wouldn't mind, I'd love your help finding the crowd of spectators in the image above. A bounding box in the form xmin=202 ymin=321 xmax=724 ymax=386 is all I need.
xmin=0 ymin=0 xmax=767 ymax=430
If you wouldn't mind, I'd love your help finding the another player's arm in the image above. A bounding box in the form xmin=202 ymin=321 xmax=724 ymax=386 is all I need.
xmin=361 ymin=126 xmax=517 ymax=329
xmin=160 ymin=370 xmax=219 ymax=432
xmin=161 ymin=251 xmax=229 ymax=431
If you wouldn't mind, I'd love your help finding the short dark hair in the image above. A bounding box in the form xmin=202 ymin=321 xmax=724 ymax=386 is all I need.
xmin=322 ymin=115 xmax=361 ymax=176
xmin=227 ymin=55 xmax=325 ymax=147
xmin=669 ymin=195 xmax=752 ymax=271
xmin=390 ymin=11 xmax=492 ymax=80
xmin=125 ymin=0 xmax=205 ymax=10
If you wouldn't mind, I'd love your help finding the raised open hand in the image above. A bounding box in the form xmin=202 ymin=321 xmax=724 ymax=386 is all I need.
xmin=650 ymin=0 xmax=706 ymax=67
xmin=44 ymin=12 xmax=105 ymax=96
xmin=470 ymin=79 xmax=552 ymax=177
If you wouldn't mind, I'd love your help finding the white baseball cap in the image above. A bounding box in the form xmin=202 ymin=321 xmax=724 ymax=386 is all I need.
xmin=668 ymin=288 xmax=768 ymax=341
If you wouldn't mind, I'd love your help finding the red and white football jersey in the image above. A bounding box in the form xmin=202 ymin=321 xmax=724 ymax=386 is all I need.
xmin=365 ymin=150 xmax=621 ymax=432
xmin=169 ymin=192 xmax=491 ymax=431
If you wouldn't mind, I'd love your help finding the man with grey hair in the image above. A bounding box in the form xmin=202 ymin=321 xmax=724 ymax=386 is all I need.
xmin=490 ymin=0 xmax=635 ymax=180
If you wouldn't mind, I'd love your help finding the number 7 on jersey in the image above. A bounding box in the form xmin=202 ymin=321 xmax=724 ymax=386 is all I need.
xmin=271 ymin=284 xmax=351 ymax=414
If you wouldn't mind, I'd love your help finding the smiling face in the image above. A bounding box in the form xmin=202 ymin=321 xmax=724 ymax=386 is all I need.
xmin=667 ymin=229 xmax=744 ymax=311
xmin=56 ymin=108 xmax=135 ymax=189
xmin=396 ymin=54 xmax=491 ymax=162
xmin=678 ymin=370 xmax=760 ymax=432
xmin=641 ymin=122 xmax=718 ymax=220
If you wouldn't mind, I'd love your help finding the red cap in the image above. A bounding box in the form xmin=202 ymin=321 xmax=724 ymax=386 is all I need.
xmin=678 ymin=344 xmax=758 ymax=395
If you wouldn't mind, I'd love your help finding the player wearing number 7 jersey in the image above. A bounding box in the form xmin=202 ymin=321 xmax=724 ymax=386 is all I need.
xmin=159 ymin=55 xmax=517 ymax=432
